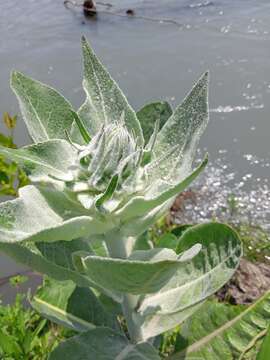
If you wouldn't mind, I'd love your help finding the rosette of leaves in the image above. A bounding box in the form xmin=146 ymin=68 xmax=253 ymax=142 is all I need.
xmin=0 ymin=37 xmax=242 ymax=359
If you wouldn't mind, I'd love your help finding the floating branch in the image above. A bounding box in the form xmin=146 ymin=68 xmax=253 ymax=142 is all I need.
xmin=63 ymin=0 xmax=183 ymax=27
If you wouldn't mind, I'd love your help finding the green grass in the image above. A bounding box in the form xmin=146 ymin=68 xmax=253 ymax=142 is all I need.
xmin=0 ymin=276 xmax=72 ymax=360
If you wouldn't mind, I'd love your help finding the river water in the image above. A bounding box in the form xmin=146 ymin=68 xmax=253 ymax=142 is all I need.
xmin=0 ymin=0 xmax=269 ymax=300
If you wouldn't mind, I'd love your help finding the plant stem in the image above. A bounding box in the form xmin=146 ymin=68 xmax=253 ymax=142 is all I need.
xmin=105 ymin=230 xmax=141 ymax=343
xmin=121 ymin=293 xmax=141 ymax=343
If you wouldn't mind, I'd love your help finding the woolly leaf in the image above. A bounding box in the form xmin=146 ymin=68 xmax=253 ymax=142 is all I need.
xmin=31 ymin=278 xmax=119 ymax=332
xmin=0 ymin=186 xmax=114 ymax=243
xmin=74 ymin=246 xmax=201 ymax=295
xmin=49 ymin=327 xmax=160 ymax=360
xmin=152 ymin=72 xmax=209 ymax=182
xmin=78 ymin=37 xmax=143 ymax=146
xmin=11 ymin=71 xmax=75 ymax=142
xmin=0 ymin=140 xmax=76 ymax=182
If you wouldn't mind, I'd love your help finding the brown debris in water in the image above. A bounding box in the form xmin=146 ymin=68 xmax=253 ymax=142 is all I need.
xmin=63 ymin=0 xmax=183 ymax=27
xmin=126 ymin=9 xmax=135 ymax=16
xmin=83 ymin=0 xmax=97 ymax=16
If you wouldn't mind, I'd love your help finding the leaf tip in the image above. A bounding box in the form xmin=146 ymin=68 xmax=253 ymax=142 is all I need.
xmin=72 ymin=251 xmax=87 ymax=273
xmin=201 ymin=70 xmax=210 ymax=83
xmin=10 ymin=70 xmax=27 ymax=90
xmin=10 ymin=70 xmax=19 ymax=84
xmin=81 ymin=35 xmax=87 ymax=45
xmin=194 ymin=71 xmax=210 ymax=93
xmin=81 ymin=35 xmax=92 ymax=53
xmin=203 ymin=152 xmax=209 ymax=164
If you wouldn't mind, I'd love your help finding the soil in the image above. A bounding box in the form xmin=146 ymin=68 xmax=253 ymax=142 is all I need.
xmin=216 ymin=258 xmax=270 ymax=304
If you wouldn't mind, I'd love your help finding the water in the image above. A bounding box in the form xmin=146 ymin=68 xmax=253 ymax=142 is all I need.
xmin=0 ymin=0 xmax=269 ymax=300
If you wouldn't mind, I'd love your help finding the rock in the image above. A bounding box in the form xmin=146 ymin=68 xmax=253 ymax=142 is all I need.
xmin=216 ymin=258 xmax=270 ymax=304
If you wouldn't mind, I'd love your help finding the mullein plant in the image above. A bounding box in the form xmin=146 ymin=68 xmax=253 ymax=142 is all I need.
xmin=0 ymin=37 xmax=242 ymax=359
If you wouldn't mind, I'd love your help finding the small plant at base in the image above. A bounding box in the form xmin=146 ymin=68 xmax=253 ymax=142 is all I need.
xmin=0 ymin=276 xmax=70 ymax=359
xmin=0 ymin=112 xmax=29 ymax=196
xmin=0 ymin=37 xmax=242 ymax=359
xmin=9 ymin=274 xmax=29 ymax=288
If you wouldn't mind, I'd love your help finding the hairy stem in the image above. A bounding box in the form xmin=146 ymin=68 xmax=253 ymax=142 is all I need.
xmin=105 ymin=230 xmax=141 ymax=343
xmin=105 ymin=231 xmax=135 ymax=258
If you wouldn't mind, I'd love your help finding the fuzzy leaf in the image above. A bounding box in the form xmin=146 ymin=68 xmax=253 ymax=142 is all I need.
xmin=136 ymin=302 xmax=205 ymax=343
xmin=131 ymin=223 xmax=242 ymax=340
xmin=0 ymin=140 xmax=76 ymax=182
xmin=136 ymin=101 xmax=172 ymax=143
xmin=0 ymin=238 xmax=121 ymax=301
xmin=118 ymin=155 xmax=208 ymax=224
xmin=74 ymin=246 xmax=202 ymax=295
xmin=49 ymin=327 xmax=160 ymax=360
xmin=152 ymin=72 xmax=209 ymax=182
xmin=0 ymin=239 xmax=95 ymax=287
xmin=138 ymin=223 xmax=241 ymax=315
xmin=31 ymin=278 xmax=119 ymax=332
xmin=169 ymin=290 xmax=270 ymax=359
xmin=11 ymin=71 xmax=75 ymax=142
xmin=0 ymin=185 xmax=114 ymax=243
xmin=78 ymin=37 xmax=143 ymax=145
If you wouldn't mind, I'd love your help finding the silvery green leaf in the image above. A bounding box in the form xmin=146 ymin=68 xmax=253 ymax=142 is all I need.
xmin=0 ymin=185 xmax=114 ymax=243
xmin=88 ymin=132 xmax=106 ymax=175
xmin=0 ymin=238 xmax=121 ymax=301
xmin=138 ymin=223 xmax=242 ymax=315
xmin=136 ymin=101 xmax=173 ymax=143
xmin=49 ymin=327 xmax=160 ymax=360
xmin=11 ymin=71 xmax=75 ymax=142
xmin=31 ymin=277 xmax=119 ymax=332
xmin=0 ymin=240 xmax=95 ymax=288
xmin=141 ymin=119 xmax=159 ymax=166
xmin=134 ymin=301 xmax=204 ymax=342
xmin=131 ymin=223 xmax=242 ymax=340
xmin=152 ymin=72 xmax=209 ymax=182
xmin=121 ymin=200 xmax=173 ymax=239
xmin=0 ymin=140 xmax=76 ymax=182
xmin=78 ymin=37 xmax=144 ymax=146
xmin=117 ymin=156 xmax=207 ymax=224
xmin=74 ymin=246 xmax=201 ymax=295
